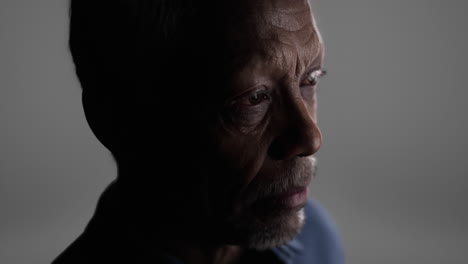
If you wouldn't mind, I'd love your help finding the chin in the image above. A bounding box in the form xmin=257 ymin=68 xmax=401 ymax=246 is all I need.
xmin=229 ymin=207 xmax=306 ymax=250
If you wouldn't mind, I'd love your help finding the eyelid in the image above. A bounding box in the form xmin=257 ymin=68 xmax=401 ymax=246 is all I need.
xmin=229 ymin=85 xmax=269 ymax=101
xmin=300 ymin=68 xmax=327 ymax=86
xmin=307 ymin=68 xmax=327 ymax=80
xmin=228 ymin=85 xmax=269 ymax=105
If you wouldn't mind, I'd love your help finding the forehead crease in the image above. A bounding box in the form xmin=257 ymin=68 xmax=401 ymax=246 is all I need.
xmin=297 ymin=40 xmax=323 ymax=75
xmin=267 ymin=0 xmax=310 ymax=10
xmin=257 ymin=1 xmax=319 ymax=49
xmin=274 ymin=23 xmax=316 ymax=46
xmin=304 ymin=29 xmax=323 ymax=62
xmin=263 ymin=34 xmax=322 ymax=79
xmin=232 ymin=0 xmax=322 ymax=77
xmin=263 ymin=25 xmax=322 ymax=73
xmin=266 ymin=8 xmax=311 ymax=32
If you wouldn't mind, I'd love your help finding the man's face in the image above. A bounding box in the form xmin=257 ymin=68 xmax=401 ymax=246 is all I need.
xmin=194 ymin=0 xmax=325 ymax=249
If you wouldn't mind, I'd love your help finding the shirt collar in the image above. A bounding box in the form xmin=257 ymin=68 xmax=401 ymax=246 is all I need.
xmin=270 ymin=237 xmax=304 ymax=264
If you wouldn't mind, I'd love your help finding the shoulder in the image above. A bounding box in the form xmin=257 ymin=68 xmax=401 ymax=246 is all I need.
xmin=294 ymin=198 xmax=345 ymax=264
xmin=52 ymin=232 xmax=94 ymax=264
xmin=52 ymin=183 xmax=128 ymax=264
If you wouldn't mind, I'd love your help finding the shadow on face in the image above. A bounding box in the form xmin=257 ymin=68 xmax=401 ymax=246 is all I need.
xmin=77 ymin=0 xmax=324 ymax=249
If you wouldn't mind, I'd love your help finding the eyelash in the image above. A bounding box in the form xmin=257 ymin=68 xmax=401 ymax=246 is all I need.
xmin=230 ymin=69 xmax=326 ymax=108
xmin=303 ymin=69 xmax=327 ymax=87
xmin=225 ymin=69 xmax=327 ymax=130
xmin=225 ymin=88 xmax=271 ymax=129
xmin=246 ymin=90 xmax=270 ymax=106
xmin=231 ymin=88 xmax=271 ymax=107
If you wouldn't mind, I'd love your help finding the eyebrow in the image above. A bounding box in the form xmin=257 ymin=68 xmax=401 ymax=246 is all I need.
xmin=294 ymin=39 xmax=323 ymax=75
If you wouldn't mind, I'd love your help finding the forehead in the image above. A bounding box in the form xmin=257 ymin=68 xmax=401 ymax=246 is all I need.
xmin=222 ymin=0 xmax=323 ymax=78
xmin=258 ymin=0 xmax=317 ymax=39
xmin=264 ymin=1 xmax=322 ymax=63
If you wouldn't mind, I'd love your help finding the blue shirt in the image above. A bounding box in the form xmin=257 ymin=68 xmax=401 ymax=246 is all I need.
xmin=272 ymin=199 xmax=345 ymax=264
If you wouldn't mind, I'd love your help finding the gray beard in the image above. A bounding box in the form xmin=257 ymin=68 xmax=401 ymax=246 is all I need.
xmin=241 ymin=208 xmax=306 ymax=250
xmin=227 ymin=157 xmax=316 ymax=250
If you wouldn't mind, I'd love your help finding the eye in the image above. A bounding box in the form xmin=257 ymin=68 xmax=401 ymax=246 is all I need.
xmin=225 ymin=87 xmax=272 ymax=130
xmin=232 ymin=88 xmax=271 ymax=107
xmin=300 ymin=69 xmax=326 ymax=102
xmin=246 ymin=90 xmax=270 ymax=106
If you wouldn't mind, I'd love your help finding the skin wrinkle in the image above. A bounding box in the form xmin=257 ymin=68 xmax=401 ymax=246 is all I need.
xmin=274 ymin=24 xmax=315 ymax=48
xmin=268 ymin=0 xmax=310 ymax=11
xmin=198 ymin=1 xmax=324 ymax=252
xmin=267 ymin=8 xmax=311 ymax=32
xmin=256 ymin=7 xmax=321 ymax=85
xmin=238 ymin=157 xmax=317 ymax=208
xmin=217 ymin=0 xmax=323 ymax=188
xmin=215 ymin=0 xmax=323 ymax=199
xmin=221 ymin=2 xmax=321 ymax=98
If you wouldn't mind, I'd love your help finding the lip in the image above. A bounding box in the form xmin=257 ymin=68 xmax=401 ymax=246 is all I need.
xmin=246 ymin=173 xmax=313 ymax=213
xmin=277 ymin=186 xmax=309 ymax=209
xmin=253 ymin=185 xmax=309 ymax=212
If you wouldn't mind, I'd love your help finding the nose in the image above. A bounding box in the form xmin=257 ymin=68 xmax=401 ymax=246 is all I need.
xmin=268 ymin=99 xmax=322 ymax=160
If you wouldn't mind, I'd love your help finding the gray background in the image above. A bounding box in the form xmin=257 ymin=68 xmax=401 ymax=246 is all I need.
xmin=1 ymin=0 xmax=467 ymax=263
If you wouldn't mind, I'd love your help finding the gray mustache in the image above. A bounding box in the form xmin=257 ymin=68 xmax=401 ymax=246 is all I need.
xmin=244 ymin=156 xmax=317 ymax=205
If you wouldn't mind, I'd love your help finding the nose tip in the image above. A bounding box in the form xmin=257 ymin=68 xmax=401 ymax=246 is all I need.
xmin=268 ymin=121 xmax=322 ymax=160
xmin=298 ymin=126 xmax=322 ymax=157
xmin=268 ymin=89 xmax=323 ymax=161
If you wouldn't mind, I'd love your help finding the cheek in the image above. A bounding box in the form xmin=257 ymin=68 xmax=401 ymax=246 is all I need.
xmin=201 ymin=133 xmax=270 ymax=215
xmin=213 ymin=124 xmax=272 ymax=188
xmin=224 ymin=102 xmax=271 ymax=135
xmin=311 ymin=93 xmax=318 ymax=121
xmin=302 ymin=91 xmax=318 ymax=121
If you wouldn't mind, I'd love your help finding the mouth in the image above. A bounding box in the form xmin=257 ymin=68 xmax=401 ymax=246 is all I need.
xmin=234 ymin=157 xmax=316 ymax=215
xmin=250 ymin=182 xmax=311 ymax=215
xmin=275 ymin=186 xmax=309 ymax=209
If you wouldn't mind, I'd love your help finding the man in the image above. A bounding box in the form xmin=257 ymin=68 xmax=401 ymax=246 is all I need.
xmin=54 ymin=0 xmax=344 ymax=263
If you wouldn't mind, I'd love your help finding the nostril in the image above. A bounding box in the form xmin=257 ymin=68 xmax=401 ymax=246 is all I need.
xmin=267 ymin=133 xmax=308 ymax=161
xmin=268 ymin=127 xmax=321 ymax=161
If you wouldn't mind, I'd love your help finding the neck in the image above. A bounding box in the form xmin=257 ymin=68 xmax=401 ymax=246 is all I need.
xmin=114 ymin=169 xmax=246 ymax=264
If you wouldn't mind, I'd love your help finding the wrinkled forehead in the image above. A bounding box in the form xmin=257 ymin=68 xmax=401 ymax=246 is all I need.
xmin=258 ymin=0 xmax=319 ymax=37
xmin=262 ymin=0 xmax=322 ymax=56
xmin=221 ymin=0 xmax=323 ymax=70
